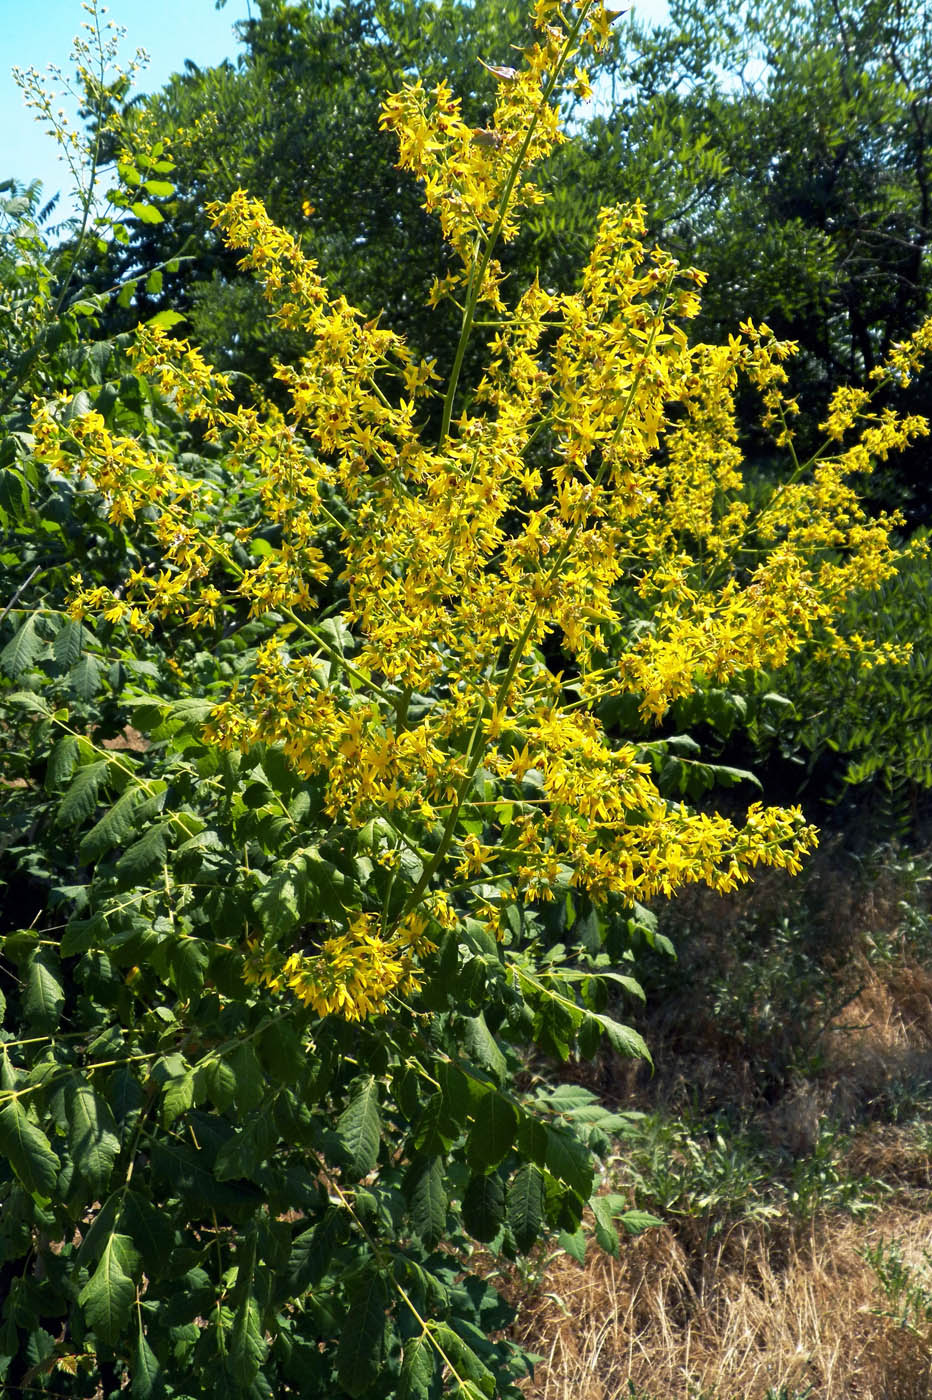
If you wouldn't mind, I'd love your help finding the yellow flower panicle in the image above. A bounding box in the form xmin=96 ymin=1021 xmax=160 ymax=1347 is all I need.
xmin=33 ymin=0 xmax=932 ymax=1021
xmin=243 ymin=913 xmax=423 ymax=1021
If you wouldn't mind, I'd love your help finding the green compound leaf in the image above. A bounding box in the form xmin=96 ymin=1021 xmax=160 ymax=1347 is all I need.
xmin=0 ymin=1097 xmax=60 ymax=1196
xmin=337 ymin=1075 xmax=381 ymax=1180
xmin=335 ymin=1271 xmax=388 ymax=1397
xmin=78 ymin=1232 xmax=139 ymax=1345
xmin=507 ymin=1162 xmax=544 ymax=1253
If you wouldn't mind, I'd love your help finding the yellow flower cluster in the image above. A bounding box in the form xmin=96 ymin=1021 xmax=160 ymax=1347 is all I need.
xmin=34 ymin=0 xmax=932 ymax=1018
xmin=243 ymin=912 xmax=427 ymax=1021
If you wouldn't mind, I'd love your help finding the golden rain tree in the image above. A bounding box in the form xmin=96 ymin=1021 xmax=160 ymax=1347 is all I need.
xmin=34 ymin=0 xmax=930 ymax=1017
xmin=3 ymin=0 xmax=931 ymax=1395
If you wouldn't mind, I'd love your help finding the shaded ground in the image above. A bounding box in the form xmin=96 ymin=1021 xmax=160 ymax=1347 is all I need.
xmin=508 ymin=838 xmax=932 ymax=1398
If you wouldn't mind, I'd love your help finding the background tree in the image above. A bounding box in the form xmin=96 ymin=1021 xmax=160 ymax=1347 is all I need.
xmin=92 ymin=0 xmax=931 ymax=514
xmin=561 ymin=0 xmax=932 ymax=511
xmin=98 ymin=0 xmax=611 ymax=388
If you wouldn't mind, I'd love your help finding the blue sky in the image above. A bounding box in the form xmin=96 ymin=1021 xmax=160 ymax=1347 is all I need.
xmin=2 ymin=0 xmax=671 ymax=206
xmin=1 ymin=0 xmax=253 ymax=200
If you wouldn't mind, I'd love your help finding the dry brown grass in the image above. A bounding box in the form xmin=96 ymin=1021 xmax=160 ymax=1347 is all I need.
xmin=514 ymin=1209 xmax=932 ymax=1400
xmin=508 ymin=845 xmax=932 ymax=1400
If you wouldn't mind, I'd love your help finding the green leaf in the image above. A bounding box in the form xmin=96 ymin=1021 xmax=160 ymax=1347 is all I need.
xmin=0 ymin=1098 xmax=60 ymax=1195
xmin=259 ymin=1020 xmax=304 ymax=1082
xmin=202 ymin=1056 xmax=237 ymax=1113
xmin=288 ymin=1207 xmax=343 ymax=1292
xmin=431 ymin=1323 xmax=496 ymax=1393
xmin=407 ymin=1155 xmax=446 ymax=1247
xmin=0 ymin=614 xmax=44 ymax=676
xmin=462 ymin=1172 xmax=505 ymax=1243
xmin=147 ymin=309 xmax=186 ymax=330
xmin=161 ymin=1069 xmax=196 ymax=1126
xmin=335 ymin=1272 xmax=387 ymax=1397
xmin=52 ymin=618 xmax=87 ymax=667
xmin=252 ymin=857 xmax=309 ymax=937
xmin=337 ymin=1075 xmax=381 ymax=1180
xmin=120 ymin=1190 xmax=172 ymax=1275
xmin=619 ymin=1208 xmax=664 ymax=1236
xmin=227 ymin=1042 xmax=265 ymax=1113
xmin=132 ymin=1317 xmax=163 ymax=1399
xmin=507 ymin=1163 xmax=543 ymax=1253
xmin=78 ymin=1232 xmax=138 ymax=1345
xmin=67 ymin=1076 xmax=120 ymax=1192
xmin=0 ymin=466 xmax=29 ymax=520
xmin=57 ymin=759 xmax=108 ymax=827
xmin=115 ymin=822 xmax=168 ymax=884
xmin=143 ymin=179 xmax=174 ymax=198
xmin=60 ymin=913 xmax=106 ymax=957
xmin=230 ymin=1292 xmax=267 ymax=1384
xmin=542 ymin=1123 xmax=593 ymax=1199
xmin=5 ymin=688 xmax=51 ymax=716
xmin=466 ymin=1092 xmax=517 ymax=1171
xmin=79 ymin=785 xmax=146 ymax=864
xmin=709 ymin=763 xmax=762 ymax=791
xmin=399 ymin=1334 xmax=435 ymax=1400
xmin=584 ymin=1011 xmax=651 ymax=1064
xmin=68 ymin=652 xmax=102 ymax=700
xmin=590 ymin=1195 xmax=619 ymax=1257
xmin=132 ymin=201 xmax=164 ymax=224
xmin=463 ymin=1012 xmax=506 ymax=1083
xmin=23 ymin=953 xmax=64 ymax=1032
xmin=45 ymin=735 xmax=77 ymax=791
xmin=558 ymin=1226 xmax=586 ymax=1263
xmin=145 ymin=269 xmax=164 ymax=295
